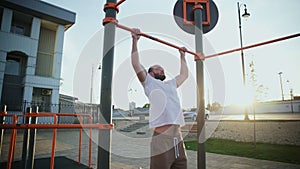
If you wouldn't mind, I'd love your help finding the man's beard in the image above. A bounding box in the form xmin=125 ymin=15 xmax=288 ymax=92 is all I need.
xmin=153 ymin=73 xmax=166 ymax=81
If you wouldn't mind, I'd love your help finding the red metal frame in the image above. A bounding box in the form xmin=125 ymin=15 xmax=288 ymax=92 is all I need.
xmin=205 ymin=33 xmax=300 ymax=59
xmin=183 ymin=0 xmax=210 ymax=26
xmin=115 ymin=23 xmax=204 ymax=60
xmin=0 ymin=112 xmax=113 ymax=169
xmin=103 ymin=0 xmax=126 ymax=13
xmin=6 ymin=114 xmax=17 ymax=169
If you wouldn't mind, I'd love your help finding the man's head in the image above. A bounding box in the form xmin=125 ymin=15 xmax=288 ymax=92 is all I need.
xmin=148 ymin=65 xmax=166 ymax=81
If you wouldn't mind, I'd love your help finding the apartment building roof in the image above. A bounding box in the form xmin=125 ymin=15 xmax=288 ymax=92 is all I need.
xmin=0 ymin=0 xmax=76 ymax=29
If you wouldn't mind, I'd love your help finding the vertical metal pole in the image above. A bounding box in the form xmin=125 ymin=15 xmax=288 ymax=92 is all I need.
xmin=7 ymin=115 xmax=17 ymax=169
xmin=98 ymin=0 xmax=117 ymax=168
xmin=27 ymin=106 xmax=38 ymax=169
xmin=78 ymin=117 xmax=83 ymax=164
xmin=50 ymin=114 xmax=57 ymax=169
xmin=194 ymin=5 xmax=206 ymax=169
xmin=237 ymin=2 xmax=249 ymax=120
xmin=237 ymin=2 xmax=246 ymax=88
xmin=290 ymin=89 xmax=294 ymax=113
xmin=278 ymin=72 xmax=284 ymax=101
xmin=0 ymin=105 xmax=7 ymax=157
xmin=253 ymin=102 xmax=256 ymax=148
xmin=21 ymin=107 xmax=31 ymax=169
xmin=58 ymin=102 xmax=61 ymax=124
xmin=90 ymin=66 xmax=94 ymax=104
xmin=22 ymin=100 xmax=27 ymax=124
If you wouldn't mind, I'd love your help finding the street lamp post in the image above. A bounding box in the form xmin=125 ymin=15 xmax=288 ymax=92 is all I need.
xmin=287 ymin=80 xmax=294 ymax=113
xmin=278 ymin=72 xmax=284 ymax=101
xmin=90 ymin=66 xmax=94 ymax=104
xmin=237 ymin=2 xmax=250 ymax=120
xmin=290 ymin=88 xmax=294 ymax=113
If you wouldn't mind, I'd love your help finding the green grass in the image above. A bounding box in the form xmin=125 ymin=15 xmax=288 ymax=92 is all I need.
xmin=184 ymin=138 xmax=300 ymax=165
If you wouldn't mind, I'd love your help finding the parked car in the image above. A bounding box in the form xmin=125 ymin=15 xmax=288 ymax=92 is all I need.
xmin=183 ymin=110 xmax=210 ymax=121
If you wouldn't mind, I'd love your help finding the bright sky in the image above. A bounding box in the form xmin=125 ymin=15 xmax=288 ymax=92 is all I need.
xmin=44 ymin=0 xmax=300 ymax=110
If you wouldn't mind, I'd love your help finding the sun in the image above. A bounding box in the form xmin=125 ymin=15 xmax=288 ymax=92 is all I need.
xmin=234 ymin=89 xmax=254 ymax=107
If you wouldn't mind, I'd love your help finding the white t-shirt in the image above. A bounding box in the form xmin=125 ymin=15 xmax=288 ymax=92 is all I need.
xmin=142 ymin=74 xmax=185 ymax=128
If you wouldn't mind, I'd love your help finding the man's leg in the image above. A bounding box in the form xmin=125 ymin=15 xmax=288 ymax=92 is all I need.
xmin=150 ymin=132 xmax=175 ymax=169
xmin=171 ymin=140 xmax=187 ymax=169
xmin=150 ymin=149 xmax=174 ymax=169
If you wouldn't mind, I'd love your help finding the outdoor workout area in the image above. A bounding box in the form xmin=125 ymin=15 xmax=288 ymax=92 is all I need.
xmin=99 ymin=0 xmax=299 ymax=168
xmin=0 ymin=0 xmax=300 ymax=169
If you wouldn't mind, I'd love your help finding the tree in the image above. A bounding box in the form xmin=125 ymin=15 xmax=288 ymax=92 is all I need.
xmin=206 ymin=103 xmax=212 ymax=111
xmin=248 ymin=61 xmax=269 ymax=102
xmin=211 ymin=102 xmax=222 ymax=112
xmin=143 ymin=103 xmax=150 ymax=108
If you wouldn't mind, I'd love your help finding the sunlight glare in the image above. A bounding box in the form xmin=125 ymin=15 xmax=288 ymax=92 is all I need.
xmin=234 ymin=89 xmax=254 ymax=107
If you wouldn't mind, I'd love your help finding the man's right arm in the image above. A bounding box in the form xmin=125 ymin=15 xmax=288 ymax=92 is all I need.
xmin=131 ymin=28 xmax=147 ymax=83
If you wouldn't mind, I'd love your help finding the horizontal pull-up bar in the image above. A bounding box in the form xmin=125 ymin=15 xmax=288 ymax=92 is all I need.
xmin=115 ymin=22 xmax=204 ymax=60
xmin=205 ymin=32 xmax=300 ymax=59
xmin=104 ymin=18 xmax=300 ymax=61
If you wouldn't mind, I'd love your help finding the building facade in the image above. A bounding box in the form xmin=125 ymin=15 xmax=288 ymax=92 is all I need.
xmin=223 ymin=100 xmax=300 ymax=114
xmin=0 ymin=0 xmax=75 ymax=112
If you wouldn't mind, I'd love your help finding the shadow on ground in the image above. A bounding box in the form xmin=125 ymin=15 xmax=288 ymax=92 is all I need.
xmin=0 ymin=156 xmax=90 ymax=169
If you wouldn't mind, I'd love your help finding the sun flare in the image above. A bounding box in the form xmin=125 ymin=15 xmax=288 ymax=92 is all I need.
xmin=234 ymin=90 xmax=254 ymax=107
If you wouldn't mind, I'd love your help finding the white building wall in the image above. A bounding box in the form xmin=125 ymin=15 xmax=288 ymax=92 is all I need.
xmin=0 ymin=21 xmax=65 ymax=106
xmin=255 ymin=101 xmax=300 ymax=113
xmin=23 ymin=17 xmax=41 ymax=102
xmin=0 ymin=52 xmax=5 ymax=98
xmin=51 ymin=25 xmax=65 ymax=112
xmin=223 ymin=100 xmax=300 ymax=114
xmin=30 ymin=17 xmax=41 ymax=40
xmin=0 ymin=28 xmax=39 ymax=103
xmin=0 ymin=6 xmax=69 ymax=112
xmin=1 ymin=8 xmax=12 ymax=32
xmin=0 ymin=31 xmax=39 ymax=56
xmin=53 ymin=25 xmax=64 ymax=79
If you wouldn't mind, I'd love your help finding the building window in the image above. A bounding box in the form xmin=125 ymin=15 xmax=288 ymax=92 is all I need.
xmin=10 ymin=25 xmax=25 ymax=35
xmin=5 ymin=52 xmax=26 ymax=76
xmin=32 ymin=88 xmax=51 ymax=112
xmin=1 ymin=52 xmax=27 ymax=111
xmin=10 ymin=11 xmax=32 ymax=36
xmin=36 ymin=27 xmax=55 ymax=77
xmin=5 ymin=57 xmax=21 ymax=76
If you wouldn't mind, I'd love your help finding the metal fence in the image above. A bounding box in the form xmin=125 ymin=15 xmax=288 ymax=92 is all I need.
xmin=1 ymin=101 xmax=101 ymax=124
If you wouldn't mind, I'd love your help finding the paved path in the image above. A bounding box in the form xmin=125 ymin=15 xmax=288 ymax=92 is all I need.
xmin=1 ymin=129 xmax=300 ymax=169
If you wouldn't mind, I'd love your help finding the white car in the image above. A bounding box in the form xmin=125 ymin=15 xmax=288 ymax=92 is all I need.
xmin=183 ymin=110 xmax=210 ymax=121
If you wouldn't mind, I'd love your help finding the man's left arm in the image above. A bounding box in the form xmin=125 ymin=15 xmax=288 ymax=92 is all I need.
xmin=175 ymin=47 xmax=188 ymax=87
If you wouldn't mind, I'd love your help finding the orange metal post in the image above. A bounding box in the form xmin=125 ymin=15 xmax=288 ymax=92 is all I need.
xmin=6 ymin=115 xmax=18 ymax=169
xmin=24 ymin=112 xmax=58 ymax=169
xmin=50 ymin=114 xmax=58 ymax=169
xmin=0 ymin=112 xmax=113 ymax=169
xmin=0 ymin=110 xmax=7 ymax=157
xmin=88 ymin=116 xmax=93 ymax=168
xmin=78 ymin=116 xmax=83 ymax=164
xmin=183 ymin=0 xmax=210 ymax=25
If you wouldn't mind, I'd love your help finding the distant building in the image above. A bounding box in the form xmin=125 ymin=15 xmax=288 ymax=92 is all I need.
xmin=223 ymin=100 xmax=300 ymax=114
xmin=59 ymin=94 xmax=78 ymax=113
xmin=294 ymin=96 xmax=300 ymax=100
xmin=254 ymin=100 xmax=300 ymax=113
xmin=133 ymin=107 xmax=149 ymax=116
xmin=0 ymin=0 xmax=75 ymax=112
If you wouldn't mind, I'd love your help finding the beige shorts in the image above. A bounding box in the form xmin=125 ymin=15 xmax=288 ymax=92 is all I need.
xmin=150 ymin=131 xmax=187 ymax=169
